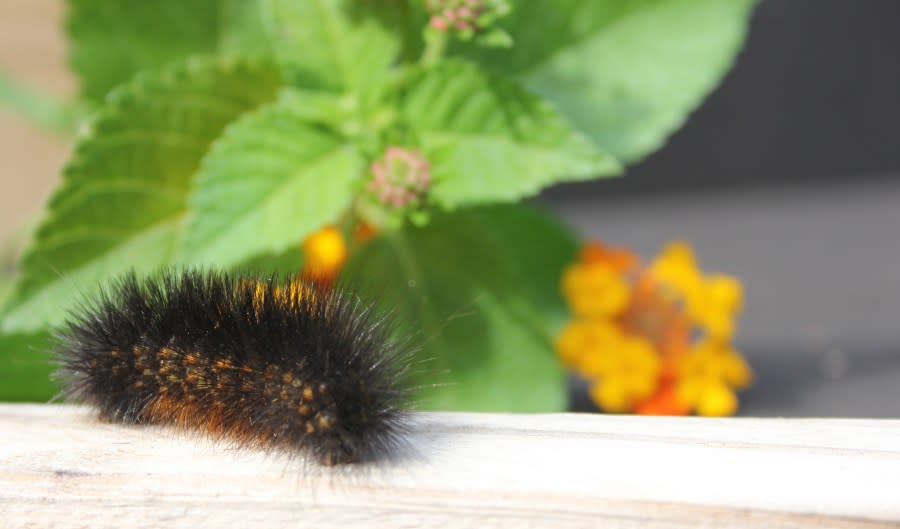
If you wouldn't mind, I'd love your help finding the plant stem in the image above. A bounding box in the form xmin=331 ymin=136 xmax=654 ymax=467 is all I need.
xmin=0 ymin=69 xmax=79 ymax=135
xmin=420 ymin=30 xmax=448 ymax=66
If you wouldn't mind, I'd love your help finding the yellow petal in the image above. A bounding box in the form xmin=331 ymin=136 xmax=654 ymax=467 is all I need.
xmin=676 ymin=378 xmax=704 ymax=407
xmin=678 ymin=343 xmax=716 ymax=378
xmin=555 ymin=320 xmax=590 ymax=368
xmin=681 ymin=340 xmax=743 ymax=381
xmin=623 ymin=336 xmax=661 ymax=372
xmin=696 ymin=383 xmax=739 ymax=417
xmin=590 ymin=379 xmax=632 ymax=413
xmin=689 ymin=275 xmax=743 ymax=339
xmin=702 ymin=311 xmax=736 ymax=340
xmin=721 ymin=351 xmax=754 ymax=389
xmin=556 ymin=320 xmax=623 ymax=377
xmin=562 ymin=263 xmax=631 ymax=317
xmin=655 ymin=241 xmax=698 ymax=271
xmin=579 ymin=345 xmax=616 ymax=378
xmin=706 ymin=275 xmax=743 ymax=313
xmin=649 ymin=241 xmax=702 ymax=297
xmin=623 ymin=371 xmax=658 ymax=400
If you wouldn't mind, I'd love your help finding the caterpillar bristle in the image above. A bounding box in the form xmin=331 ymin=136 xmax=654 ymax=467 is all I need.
xmin=53 ymin=270 xmax=413 ymax=466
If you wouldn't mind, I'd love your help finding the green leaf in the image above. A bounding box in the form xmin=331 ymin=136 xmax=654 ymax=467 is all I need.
xmin=262 ymin=0 xmax=403 ymax=91
xmin=397 ymin=60 xmax=619 ymax=207
xmin=0 ymin=331 xmax=56 ymax=402
xmin=1 ymin=58 xmax=282 ymax=333
xmin=237 ymin=247 xmax=304 ymax=276
xmin=66 ymin=0 xmax=222 ymax=102
xmin=457 ymin=0 xmax=755 ymax=163
xmin=344 ymin=203 xmax=577 ymax=412
xmin=0 ymin=275 xmax=12 ymax=309
xmin=219 ymin=0 xmax=273 ymax=56
xmin=475 ymin=28 xmax=514 ymax=49
xmin=182 ymin=90 xmax=363 ymax=266
xmin=0 ymin=68 xmax=79 ymax=134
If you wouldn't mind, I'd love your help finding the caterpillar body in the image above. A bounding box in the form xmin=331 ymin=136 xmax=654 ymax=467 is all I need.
xmin=54 ymin=270 xmax=412 ymax=466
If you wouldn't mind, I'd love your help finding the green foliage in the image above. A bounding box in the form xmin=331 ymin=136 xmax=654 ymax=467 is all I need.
xmin=397 ymin=60 xmax=619 ymax=206
xmin=0 ymin=332 xmax=56 ymax=401
xmin=0 ymin=279 xmax=10 ymax=306
xmin=345 ymin=204 xmax=575 ymax=411
xmin=66 ymin=0 xmax=223 ymax=103
xmin=183 ymin=92 xmax=364 ymax=266
xmin=455 ymin=0 xmax=757 ymax=162
xmin=219 ymin=0 xmax=273 ymax=55
xmin=1 ymin=0 xmax=755 ymax=408
xmin=2 ymin=58 xmax=282 ymax=332
xmin=263 ymin=0 xmax=404 ymax=90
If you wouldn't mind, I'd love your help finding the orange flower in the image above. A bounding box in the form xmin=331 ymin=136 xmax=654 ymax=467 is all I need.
xmin=618 ymin=274 xmax=692 ymax=360
xmin=579 ymin=241 xmax=638 ymax=273
xmin=635 ymin=381 xmax=691 ymax=416
xmin=301 ymin=226 xmax=347 ymax=282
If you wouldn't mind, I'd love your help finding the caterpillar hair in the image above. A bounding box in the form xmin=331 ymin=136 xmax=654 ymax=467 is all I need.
xmin=53 ymin=270 xmax=413 ymax=466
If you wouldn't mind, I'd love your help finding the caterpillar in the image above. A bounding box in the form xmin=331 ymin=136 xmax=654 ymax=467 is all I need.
xmin=54 ymin=270 xmax=412 ymax=466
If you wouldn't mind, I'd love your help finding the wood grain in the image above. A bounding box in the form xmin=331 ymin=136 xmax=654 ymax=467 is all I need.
xmin=1 ymin=404 xmax=898 ymax=528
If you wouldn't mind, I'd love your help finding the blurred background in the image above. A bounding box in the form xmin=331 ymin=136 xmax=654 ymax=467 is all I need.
xmin=2 ymin=0 xmax=898 ymax=416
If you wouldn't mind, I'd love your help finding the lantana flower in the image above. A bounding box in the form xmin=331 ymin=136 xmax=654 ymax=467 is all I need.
xmin=367 ymin=147 xmax=431 ymax=209
xmin=425 ymin=0 xmax=510 ymax=36
xmin=556 ymin=240 xmax=752 ymax=416
xmin=650 ymin=242 xmax=743 ymax=339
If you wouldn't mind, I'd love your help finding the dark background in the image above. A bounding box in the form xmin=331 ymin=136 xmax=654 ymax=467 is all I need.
xmin=543 ymin=0 xmax=900 ymax=417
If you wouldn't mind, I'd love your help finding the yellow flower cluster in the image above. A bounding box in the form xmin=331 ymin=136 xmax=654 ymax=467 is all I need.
xmin=650 ymin=242 xmax=743 ymax=340
xmin=556 ymin=241 xmax=752 ymax=416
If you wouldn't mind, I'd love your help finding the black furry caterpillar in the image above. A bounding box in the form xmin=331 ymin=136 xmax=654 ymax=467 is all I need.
xmin=54 ymin=270 xmax=412 ymax=466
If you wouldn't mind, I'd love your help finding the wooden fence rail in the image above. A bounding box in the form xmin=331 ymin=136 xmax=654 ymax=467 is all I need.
xmin=1 ymin=404 xmax=898 ymax=528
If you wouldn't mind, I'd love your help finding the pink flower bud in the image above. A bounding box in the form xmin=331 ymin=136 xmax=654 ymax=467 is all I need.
xmin=429 ymin=16 xmax=449 ymax=31
xmin=367 ymin=147 xmax=432 ymax=209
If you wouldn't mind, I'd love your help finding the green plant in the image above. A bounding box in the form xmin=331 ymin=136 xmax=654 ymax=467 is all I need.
xmin=0 ymin=0 xmax=755 ymax=410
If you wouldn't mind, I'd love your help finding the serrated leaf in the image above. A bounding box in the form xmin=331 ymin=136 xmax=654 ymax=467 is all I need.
xmin=262 ymin=0 xmax=403 ymax=91
xmin=237 ymin=247 xmax=304 ymax=276
xmin=66 ymin=0 xmax=222 ymax=102
xmin=456 ymin=0 xmax=755 ymax=163
xmin=397 ymin=60 xmax=619 ymax=207
xmin=344 ymin=203 xmax=577 ymax=412
xmin=219 ymin=0 xmax=273 ymax=56
xmin=66 ymin=0 xmax=280 ymax=103
xmin=1 ymin=58 xmax=282 ymax=333
xmin=182 ymin=90 xmax=363 ymax=266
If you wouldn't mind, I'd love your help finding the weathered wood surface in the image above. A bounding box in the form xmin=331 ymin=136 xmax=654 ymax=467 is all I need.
xmin=1 ymin=404 xmax=898 ymax=528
